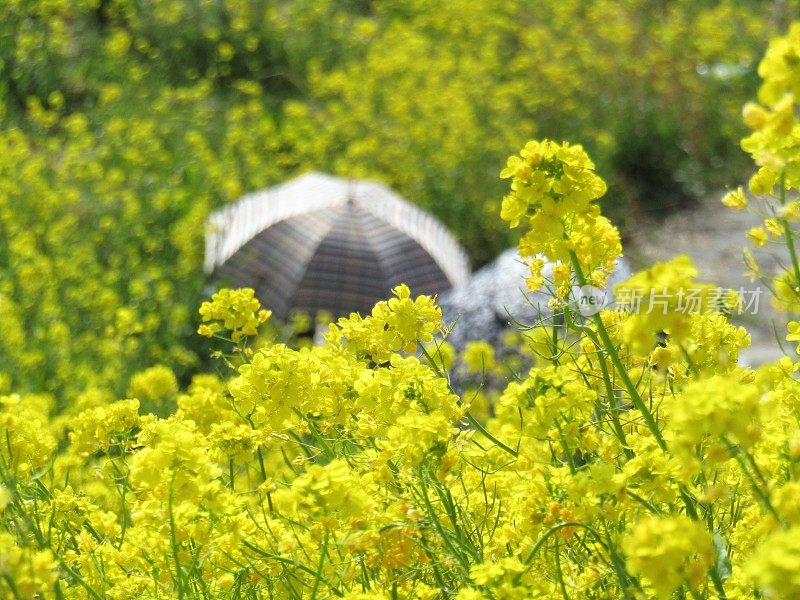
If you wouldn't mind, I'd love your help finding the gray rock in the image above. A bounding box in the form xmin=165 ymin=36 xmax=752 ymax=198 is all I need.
xmin=439 ymin=249 xmax=631 ymax=349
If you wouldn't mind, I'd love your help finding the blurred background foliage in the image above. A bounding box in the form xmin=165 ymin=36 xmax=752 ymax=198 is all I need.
xmin=0 ymin=0 xmax=794 ymax=403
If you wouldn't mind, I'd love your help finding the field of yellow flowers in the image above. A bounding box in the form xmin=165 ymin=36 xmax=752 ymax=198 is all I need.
xmin=6 ymin=2 xmax=800 ymax=599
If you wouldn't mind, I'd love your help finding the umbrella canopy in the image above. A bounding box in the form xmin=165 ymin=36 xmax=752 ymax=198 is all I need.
xmin=205 ymin=173 xmax=471 ymax=319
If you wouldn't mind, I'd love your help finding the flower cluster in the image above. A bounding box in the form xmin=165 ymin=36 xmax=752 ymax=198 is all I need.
xmin=623 ymin=515 xmax=715 ymax=598
xmin=614 ymin=255 xmax=738 ymax=354
xmin=729 ymin=22 xmax=800 ymax=316
xmin=500 ymin=140 xmax=622 ymax=296
xmin=198 ymin=288 xmax=272 ymax=341
xmin=324 ymin=284 xmax=442 ymax=361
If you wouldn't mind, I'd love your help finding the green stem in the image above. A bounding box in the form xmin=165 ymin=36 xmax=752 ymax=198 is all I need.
xmin=724 ymin=438 xmax=782 ymax=523
xmin=555 ymin=420 xmax=577 ymax=474
xmin=167 ymin=473 xmax=186 ymax=599
xmin=568 ymin=251 xmax=666 ymax=450
xmin=465 ymin=412 xmax=519 ymax=458
xmin=418 ymin=341 xmax=521 ymax=459
xmin=778 ymin=172 xmax=800 ymax=290
xmin=310 ymin=529 xmax=329 ymax=600
xmin=414 ymin=471 xmax=472 ymax=572
xmin=593 ymin=336 xmax=633 ymax=458
xmin=710 ymin=566 xmax=729 ymax=600
xmin=242 ymin=540 xmax=344 ymax=596
xmin=554 ymin=538 xmax=570 ymax=600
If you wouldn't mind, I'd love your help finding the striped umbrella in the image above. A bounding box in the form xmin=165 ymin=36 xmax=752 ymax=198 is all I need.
xmin=204 ymin=173 xmax=471 ymax=319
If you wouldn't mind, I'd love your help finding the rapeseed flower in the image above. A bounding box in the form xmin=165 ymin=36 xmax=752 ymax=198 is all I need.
xmin=623 ymin=515 xmax=715 ymax=598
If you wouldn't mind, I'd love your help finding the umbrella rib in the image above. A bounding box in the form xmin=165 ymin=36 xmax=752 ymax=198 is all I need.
xmin=283 ymin=214 xmax=338 ymax=316
xmin=354 ymin=181 xmax=470 ymax=286
xmin=358 ymin=210 xmax=394 ymax=299
xmin=205 ymin=173 xmax=347 ymax=272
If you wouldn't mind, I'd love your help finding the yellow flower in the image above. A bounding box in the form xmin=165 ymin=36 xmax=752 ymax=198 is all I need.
xmin=671 ymin=375 xmax=762 ymax=452
xmin=0 ymin=486 xmax=10 ymax=513
xmin=462 ymin=341 xmax=497 ymax=374
xmin=69 ymin=399 xmax=140 ymax=455
xmin=743 ymin=102 xmax=769 ymax=130
xmin=501 ymin=139 xmax=621 ymax=292
xmin=764 ymin=218 xmax=783 ymax=238
xmin=788 ymin=321 xmax=800 ymax=342
xmin=782 ymin=201 xmax=800 ymax=221
xmin=721 ymin=186 xmax=747 ymax=210
xmin=423 ymin=339 xmax=456 ymax=371
xmin=525 ymin=257 xmax=546 ymax=291
xmin=614 ymin=256 xmax=718 ymax=355
xmin=385 ymin=284 xmax=441 ymax=352
xmin=0 ymin=397 xmax=56 ymax=479
xmin=743 ymin=246 xmax=762 ymax=278
xmin=198 ymin=288 xmax=271 ymax=342
xmin=748 ymin=526 xmax=800 ymax=598
xmin=747 ymin=226 xmax=769 ymax=247
xmin=552 ymin=261 xmax=571 ymax=297
xmin=0 ymin=533 xmax=58 ymax=597
xmin=128 ymin=365 xmax=178 ymax=404
xmin=381 ymin=411 xmax=454 ymax=467
xmin=771 ymin=270 xmax=800 ymax=312
xmin=623 ymin=515 xmax=714 ymax=598
xmin=748 ymin=167 xmax=778 ymax=195
xmin=469 ymin=557 xmax=525 ymax=585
